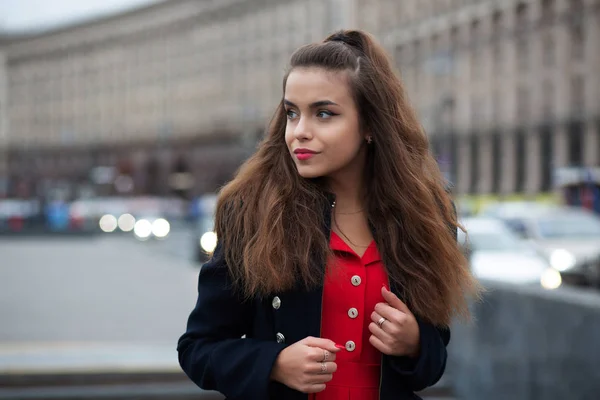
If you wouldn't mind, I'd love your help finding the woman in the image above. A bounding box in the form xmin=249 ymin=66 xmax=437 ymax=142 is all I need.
xmin=178 ymin=29 xmax=480 ymax=400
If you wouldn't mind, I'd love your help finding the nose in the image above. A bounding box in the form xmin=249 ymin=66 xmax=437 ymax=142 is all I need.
xmin=293 ymin=116 xmax=312 ymax=141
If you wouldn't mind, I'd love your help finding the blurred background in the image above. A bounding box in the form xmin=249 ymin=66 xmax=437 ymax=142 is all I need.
xmin=0 ymin=0 xmax=599 ymax=399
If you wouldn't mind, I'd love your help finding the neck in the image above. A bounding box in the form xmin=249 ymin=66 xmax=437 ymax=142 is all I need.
xmin=326 ymin=154 xmax=367 ymax=213
xmin=330 ymin=183 xmax=365 ymax=212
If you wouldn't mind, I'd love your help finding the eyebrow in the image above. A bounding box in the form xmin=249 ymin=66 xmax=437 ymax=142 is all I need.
xmin=283 ymin=99 xmax=340 ymax=108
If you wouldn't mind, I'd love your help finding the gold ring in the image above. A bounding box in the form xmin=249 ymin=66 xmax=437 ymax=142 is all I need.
xmin=377 ymin=317 xmax=386 ymax=328
xmin=322 ymin=350 xmax=329 ymax=362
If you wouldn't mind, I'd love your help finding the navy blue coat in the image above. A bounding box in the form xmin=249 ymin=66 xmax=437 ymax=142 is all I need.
xmin=178 ymin=195 xmax=451 ymax=399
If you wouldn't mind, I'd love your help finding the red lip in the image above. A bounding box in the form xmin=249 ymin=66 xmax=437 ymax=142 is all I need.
xmin=294 ymin=148 xmax=318 ymax=154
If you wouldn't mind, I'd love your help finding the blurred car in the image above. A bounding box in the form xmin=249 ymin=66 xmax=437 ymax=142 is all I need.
xmin=91 ymin=196 xmax=183 ymax=237
xmin=458 ymin=217 xmax=561 ymax=290
xmin=66 ymin=199 xmax=102 ymax=233
xmin=483 ymin=205 xmax=600 ymax=287
xmin=480 ymin=201 xmax=553 ymax=220
xmin=192 ymin=194 xmax=218 ymax=263
xmin=131 ymin=215 xmax=171 ymax=240
xmin=89 ymin=197 xmax=134 ymax=234
xmin=0 ymin=199 xmax=41 ymax=233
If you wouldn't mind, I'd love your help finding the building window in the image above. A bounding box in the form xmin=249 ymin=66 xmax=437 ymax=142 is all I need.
xmin=430 ymin=136 xmax=442 ymax=161
xmin=542 ymin=81 xmax=554 ymax=121
xmin=413 ymin=40 xmax=422 ymax=92
xmin=542 ymin=33 xmax=554 ymax=67
xmin=569 ymin=0 xmax=585 ymax=60
xmin=450 ymin=26 xmax=459 ymax=49
xmin=440 ymin=98 xmax=455 ymax=133
xmin=516 ymin=2 xmax=528 ymax=26
xmin=516 ymin=36 xmax=528 ymax=72
xmin=570 ymin=75 xmax=584 ymax=119
xmin=492 ymin=11 xmax=504 ymax=75
xmin=412 ymin=40 xmax=421 ymax=67
xmin=470 ymin=20 xmax=482 ymax=80
xmin=469 ymin=134 xmax=479 ymax=193
xmin=598 ymin=120 xmax=600 ymax=168
xmin=471 ymin=50 xmax=481 ymax=81
xmin=570 ymin=22 xmax=585 ymax=61
xmin=394 ymin=45 xmax=405 ymax=69
xmin=540 ymin=126 xmax=553 ymax=191
xmin=568 ymin=121 xmax=583 ymax=166
xmin=449 ymin=26 xmax=459 ymax=78
xmin=470 ymin=19 xmax=480 ymax=41
xmin=515 ymin=3 xmax=529 ymax=71
xmin=516 ymin=86 xmax=529 ymax=125
xmin=541 ymin=0 xmax=555 ymax=26
xmin=492 ymin=89 xmax=501 ymax=124
xmin=471 ymin=96 xmax=483 ymax=126
xmin=515 ymin=130 xmax=526 ymax=193
xmin=491 ymin=133 xmax=502 ymax=193
xmin=450 ymin=134 xmax=458 ymax=189
xmin=436 ymin=133 xmax=458 ymax=188
xmin=492 ymin=10 xmax=503 ymax=34
xmin=431 ymin=34 xmax=440 ymax=56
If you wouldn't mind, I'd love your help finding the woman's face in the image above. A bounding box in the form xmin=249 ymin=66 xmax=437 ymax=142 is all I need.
xmin=284 ymin=67 xmax=367 ymax=180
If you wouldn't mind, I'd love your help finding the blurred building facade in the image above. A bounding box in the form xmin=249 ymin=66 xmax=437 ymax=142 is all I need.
xmin=0 ymin=0 xmax=598 ymax=199
xmin=366 ymin=0 xmax=599 ymax=196
xmin=0 ymin=0 xmax=351 ymax=199
xmin=0 ymin=45 xmax=8 ymax=197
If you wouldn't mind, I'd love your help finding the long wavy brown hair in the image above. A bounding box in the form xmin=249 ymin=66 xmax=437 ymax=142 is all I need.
xmin=215 ymin=29 xmax=480 ymax=327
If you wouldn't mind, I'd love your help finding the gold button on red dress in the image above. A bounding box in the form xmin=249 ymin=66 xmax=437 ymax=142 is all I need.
xmin=312 ymin=231 xmax=389 ymax=400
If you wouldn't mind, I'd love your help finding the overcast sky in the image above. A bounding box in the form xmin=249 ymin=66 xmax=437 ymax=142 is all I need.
xmin=0 ymin=0 xmax=157 ymax=32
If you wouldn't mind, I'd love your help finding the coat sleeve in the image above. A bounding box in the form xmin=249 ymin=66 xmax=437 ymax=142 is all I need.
xmin=385 ymin=322 xmax=450 ymax=391
xmin=177 ymin=243 xmax=287 ymax=400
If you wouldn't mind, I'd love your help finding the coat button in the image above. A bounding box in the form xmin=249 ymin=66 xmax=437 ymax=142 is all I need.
xmin=276 ymin=332 xmax=285 ymax=343
xmin=351 ymin=275 xmax=361 ymax=286
xmin=348 ymin=308 xmax=359 ymax=319
xmin=345 ymin=340 xmax=356 ymax=352
xmin=272 ymin=296 xmax=281 ymax=310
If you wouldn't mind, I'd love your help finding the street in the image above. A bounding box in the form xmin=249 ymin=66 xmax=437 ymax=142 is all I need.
xmin=0 ymin=229 xmax=199 ymax=379
xmin=0 ymin=232 xmax=198 ymax=345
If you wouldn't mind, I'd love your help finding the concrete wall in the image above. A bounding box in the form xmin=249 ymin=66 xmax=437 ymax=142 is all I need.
xmin=447 ymin=281 xmax=600 ymax=400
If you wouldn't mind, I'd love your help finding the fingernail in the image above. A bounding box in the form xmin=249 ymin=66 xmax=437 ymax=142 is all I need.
xmin=382 ymin=284 xmax=389 ymax=291
xmin=335 ymin=344 xmax=346 ymax=350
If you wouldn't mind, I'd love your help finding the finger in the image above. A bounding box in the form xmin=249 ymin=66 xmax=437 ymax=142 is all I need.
xmin=308 ymin=373 xmax=334 ymax=385
xmin=307 ymin=347 xmax=339 ymax=362
xmin=306 ymin=361 xmax=338 ymax=375
xmin=303 ymin=383 xmax=327 ymax=393
xmin=303 ymin=336 xmax=341 ymax=353
xmin=308 ymin=347 xmax=337 ymax=362
xmin=382 ymin=286 xmax=411 ymax=314
xmin=373 ymin=303 xmax=405 ymax=327
xmin=369 ymin=334 xmax=391 ymax=355
xmin=322 ymin=350 xmax=336 ymax=362
xmin=370 ymin=311 xmax=390 ymax=333
xmin=368 ymin=321 xmax=394 ymax=343
xmin=306 ymin=374 xmax=333 ymax=385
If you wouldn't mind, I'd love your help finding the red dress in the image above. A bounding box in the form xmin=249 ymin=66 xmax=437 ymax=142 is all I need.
xmin=312 ymin=231 xmax=389 ymax=400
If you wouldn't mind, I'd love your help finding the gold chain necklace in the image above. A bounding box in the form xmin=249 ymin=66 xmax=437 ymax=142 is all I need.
xmin=335 ymin=208 xmax=365 ymax=215
xmin=332 ymin=213 xmax=371 ymax=249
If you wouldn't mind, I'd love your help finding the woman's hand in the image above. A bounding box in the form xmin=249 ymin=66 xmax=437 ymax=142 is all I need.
xmin=369 ymin=286 xmax=421 ymax=358
xmin=270 ymin=336 xmax=341 ymax=393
